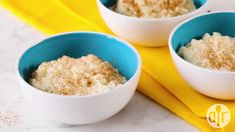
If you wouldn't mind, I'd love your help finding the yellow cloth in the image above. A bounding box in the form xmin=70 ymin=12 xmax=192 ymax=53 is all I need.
xmin=1 ymin=0 xmax=234 ymax=131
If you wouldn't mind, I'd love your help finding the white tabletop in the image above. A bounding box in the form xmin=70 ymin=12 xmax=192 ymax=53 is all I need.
xmin=0 ymin=7 xmax=199 ymax=132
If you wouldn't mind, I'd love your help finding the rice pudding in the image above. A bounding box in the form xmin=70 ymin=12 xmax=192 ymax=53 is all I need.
xmin=30 ymin=54 xmax=127 ymax=96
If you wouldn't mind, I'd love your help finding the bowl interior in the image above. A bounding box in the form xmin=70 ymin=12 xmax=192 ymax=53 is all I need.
xmin=100 ymin=0 xmax=207 ymax=9
xmin=171 ymin=12 xmax=235 ymax=52
xmin=18 ymin=32 xmax=139 ymax=83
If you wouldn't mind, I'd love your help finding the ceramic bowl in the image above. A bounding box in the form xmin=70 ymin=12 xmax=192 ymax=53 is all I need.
xmin=169 ymin=12 xmax=235 ymax=100
xmin=97 ymin=0 xmax=209 ymax=47
xmin=16 ymin=32 xmax=142 ymax=124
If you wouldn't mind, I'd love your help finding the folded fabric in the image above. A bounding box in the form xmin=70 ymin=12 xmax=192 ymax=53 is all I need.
xmin=1 ymin=0 xmax=234 ymax=131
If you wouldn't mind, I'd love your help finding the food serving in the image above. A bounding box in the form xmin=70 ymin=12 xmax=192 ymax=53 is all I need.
xmin=114 ymin=0 xmax=196 ymax=18
xmin=178 ymin=32 xmax=235 ymax=72
xmin=30 ymin=54 xmax=127 ymax=96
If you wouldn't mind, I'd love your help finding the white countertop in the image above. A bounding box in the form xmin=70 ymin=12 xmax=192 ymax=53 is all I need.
xmin=0 ymin=7 xmax=199 ymax=132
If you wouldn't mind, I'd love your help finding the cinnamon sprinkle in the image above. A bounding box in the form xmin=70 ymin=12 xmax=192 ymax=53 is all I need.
xmin=30 ymin=54 xmax=127 ymax=96
xmin=0 ymin=111 xmax=20 ymax=128
xmin=178 ymin=32 xmax=235 ymax=72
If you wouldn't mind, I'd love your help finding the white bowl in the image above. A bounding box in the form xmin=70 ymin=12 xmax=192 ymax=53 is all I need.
xmin=169 ymin=12 xmax=235 ymax=100
xmin=16 ymin=32 xmax=142 ymax=124
xmin=97 ymin=0 xmax=209 ymax=47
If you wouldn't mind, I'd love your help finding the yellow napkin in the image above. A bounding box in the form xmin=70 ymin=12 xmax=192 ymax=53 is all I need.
xmin=1 ymin=0 xmax=234 ymax=131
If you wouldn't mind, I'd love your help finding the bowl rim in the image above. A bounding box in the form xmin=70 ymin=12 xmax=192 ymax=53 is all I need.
xmin=16 ymin=31 xmax=142 ymax=98
xmin=97 ymin=0 xmax=209 ymax=22
xmin=169 ymin=11 xmax=235 ymax=74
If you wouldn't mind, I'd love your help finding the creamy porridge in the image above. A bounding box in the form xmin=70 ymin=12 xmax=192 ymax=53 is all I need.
xmin=114 ymin=0 xmax=196 ymax=18
xmin=178 ymin=32 xmax=235 ymax=72
xmin=30 ymin=54 xmax=127 ymax=96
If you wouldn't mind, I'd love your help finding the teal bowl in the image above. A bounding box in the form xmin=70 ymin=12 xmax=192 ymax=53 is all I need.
xmin=18 ymin=32 xmax=140 ymax=82
xmin=171 ymin=12 xmax=235 ymax=51
xmin=169 ymin=12 xmax=235 ymax=100
xmin=16 ymin=32 xmax=142 ymax=124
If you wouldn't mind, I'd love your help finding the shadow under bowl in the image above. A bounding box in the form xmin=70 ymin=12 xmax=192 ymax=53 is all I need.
xmin=17 ymin=32 xmax=142 ymax=124
xmin=169 ymin=12 xmax=235 ymax=100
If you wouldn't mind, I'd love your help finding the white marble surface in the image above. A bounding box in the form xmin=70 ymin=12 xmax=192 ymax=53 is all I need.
xmin=0 ymin=7 xmax=199 ymax=132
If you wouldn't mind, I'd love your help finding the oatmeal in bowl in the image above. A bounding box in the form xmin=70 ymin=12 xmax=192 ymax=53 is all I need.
xmin=97 ymin=0 xmax=209 ymax=46
xmin=114 ymin=0 xmax=196 ymax=18
xmin=169 ymin=12 xmax=235 ymax=100
xmin=17 ymin=32 xmax=141 ymax=124
xmin=30 ymin=54 xmax=127 ymax=96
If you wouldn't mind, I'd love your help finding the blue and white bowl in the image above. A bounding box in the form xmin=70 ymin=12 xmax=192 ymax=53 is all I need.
xmin=97 ymin=0 xmax=209 ymax=46
xmin=16 ymin=32 xmax=142 ymax=124
xmin=169 ymin=12 xmax=235 ymax=100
